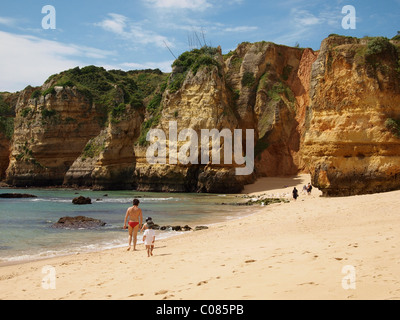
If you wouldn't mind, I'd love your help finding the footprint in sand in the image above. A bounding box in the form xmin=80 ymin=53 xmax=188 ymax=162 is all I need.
xmin=197 ymin=280 xmax=208 ymax=286
xmin=129 ymin=293 xmax=144 ymax=297
xmin=155 ymin=290 xmax=168 ymax=295
xmin=298 ymin=282 xmax=318 ymax=286
xmin=245 ymin=260 xmax=256 ymax=264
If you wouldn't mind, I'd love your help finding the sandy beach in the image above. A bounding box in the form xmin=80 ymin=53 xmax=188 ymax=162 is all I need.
xmin=1 ymin=174 xmax=400 ymax=300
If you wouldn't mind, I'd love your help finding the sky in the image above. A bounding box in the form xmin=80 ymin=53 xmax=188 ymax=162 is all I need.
xmin=0 ymin=0 xmax=399 ymax=92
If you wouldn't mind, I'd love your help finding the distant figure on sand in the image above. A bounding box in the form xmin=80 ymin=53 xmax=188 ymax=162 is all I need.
xmin=143 ymin=224 xmax=156 ymax=257
xmin=123 ymin=199 xmax=143 ymax=251
xmin=302 ymin=185 xmax=307 ymax=195
xmin=292 ymin=187 xmax=299 ymax=201
xmin=307 ymin=183 xmax=313 ymax=195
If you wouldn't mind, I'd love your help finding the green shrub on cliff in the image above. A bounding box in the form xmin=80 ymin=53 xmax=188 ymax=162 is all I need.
xmin=42 ymin=87 xmax=56 ymax=97
xmin=366 ymin=37 xmax=394 ymax=56
xmin=0 ymin=117 xmax=13 ymax=140
xmin=137 ymin=113 xmax=162 ymax=147
xmin=172 ymin=46 xmax=219 ymax=75
xmin=44 ymin=66 xmax=168 ymax=127
xmin=392 ymin=32 xmax=400 ymax=41
xmin=82 ymin=139 xmax=106 ymax=159
xmin=242 ymin=72 xmax=255 ymax=88
xmin=385 ymin=118 xmax=400 ymax=138
xmin=168 ymin=46 xmax=220 ymax=93
xmin=110 ymin=103 xmax=126 ymax=122
xmin=0 ymin=95 xmax=14 ymax=139
xmin=31 ymin=90 xmax=42 ymax=99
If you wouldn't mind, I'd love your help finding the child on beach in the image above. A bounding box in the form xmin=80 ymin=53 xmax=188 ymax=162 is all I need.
xmin=143 ymin=224 xmax=156 ymax=257
xmin=140 ymin=217 xmax=155 ymax=233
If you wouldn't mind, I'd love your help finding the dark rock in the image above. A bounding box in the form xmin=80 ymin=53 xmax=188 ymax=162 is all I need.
xmin=0 ymin=193 xmax=37 ymax=198
xmin=160 ymin=225 xmax=192 ymax=232
xmin=72 ymin=196 xmax=92 ymax=205
xmin=195 ymin=226 xmax=209 ymax=231
xmin=52 ymin=216 xmax=106 ymax=229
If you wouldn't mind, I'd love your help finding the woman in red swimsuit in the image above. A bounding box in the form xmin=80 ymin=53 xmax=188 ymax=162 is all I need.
xmin=123 ymin=199 xmax=143 ymax=251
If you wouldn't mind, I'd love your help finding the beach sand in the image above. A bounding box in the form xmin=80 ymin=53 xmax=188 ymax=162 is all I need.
xmin=1 ymin=174 xmax=400 ymax=300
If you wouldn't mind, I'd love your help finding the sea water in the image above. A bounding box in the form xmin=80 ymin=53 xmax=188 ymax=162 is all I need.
xmin=0 ymin=188 xmax=252 ymax=264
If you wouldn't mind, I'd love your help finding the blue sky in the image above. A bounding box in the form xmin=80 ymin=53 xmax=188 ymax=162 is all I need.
xmin=0 ymin=0 xmax=399 ymax=92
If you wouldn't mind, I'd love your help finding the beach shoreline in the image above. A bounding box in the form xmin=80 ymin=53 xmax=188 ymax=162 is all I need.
xmin=1 ymin=174 xmax=400 ymax=300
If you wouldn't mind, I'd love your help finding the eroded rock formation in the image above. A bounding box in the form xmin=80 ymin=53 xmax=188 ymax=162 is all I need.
xmin=1 ymin=35 xmax=399 ymax=196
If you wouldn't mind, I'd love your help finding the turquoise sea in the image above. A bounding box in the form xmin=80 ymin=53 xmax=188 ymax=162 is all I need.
xmin=0 ymin=188 xmax=252 ymax=265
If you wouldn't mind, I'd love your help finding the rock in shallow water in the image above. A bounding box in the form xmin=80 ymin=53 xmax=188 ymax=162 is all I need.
xmin=0 ymin=193 xmax=37 ymax=198
xmin=72 ymin=196 xmax=92 ymax=205
xmin=52 ymin=216 xmax=106 ymax=229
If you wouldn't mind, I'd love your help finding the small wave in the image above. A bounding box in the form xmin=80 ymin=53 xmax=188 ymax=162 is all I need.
xmin=0 ymin=229 xmax=185 ymax=265
xmin=30 ymin=198 xmax=71 ymax=203
xmin=29 ymin=197 xmax=179 ymax=204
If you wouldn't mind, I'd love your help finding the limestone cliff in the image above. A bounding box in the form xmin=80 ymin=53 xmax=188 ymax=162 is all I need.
xmin=133 ymin=43 xmax=311 ymax=193
xmin=302 ymin=35 xmax=400 ymax=196
xmin=6 ymin=85 xmax=103 ymax=186
xmin=64 ymin=104 xmax=144 ymax=190
xmin=0 ymin=92 xmax=18 ymax=180
xmin=2 ymin=35 xmax=400 ymax=196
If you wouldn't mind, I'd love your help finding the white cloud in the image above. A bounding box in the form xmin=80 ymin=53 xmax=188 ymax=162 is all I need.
xmin=293 ymin=9 xmax=321 ymax=26
xmin=95 ymin=13 xmax=174 ymax=48
xmin=143 ymin=0 xmax=212 ymax=11
xmin=95 ymin=13 xmax=128 ymax=34
xmin=0 ymin=31 xmax=114 ymax=92
xmin=119 ymin=60 xmax=174 ymax=73
xmin=223 ymin=26 xmax=259 ymax=33
xmin=0 ymin=16 xmax=17 ymax=27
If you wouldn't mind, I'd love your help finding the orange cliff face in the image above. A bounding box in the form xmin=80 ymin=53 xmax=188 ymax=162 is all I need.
xmin=5 ymin=86 xmax=104 ymax=187
xmin=0 ymin=132 xmax=11 ymax=181
xmin=0 ymin=92 xmax=18 ymax=181
xmin=132 ymin=43 xmax=314 ymax=193
xmin=1 ymin=36 xmax=400 ymax=196
xmin=302 ymin=35 xmax=400 ymax=196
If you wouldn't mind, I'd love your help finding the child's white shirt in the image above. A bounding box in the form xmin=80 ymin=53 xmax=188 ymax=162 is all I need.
xmin=144 ymin=229 xmax=155 ymax=245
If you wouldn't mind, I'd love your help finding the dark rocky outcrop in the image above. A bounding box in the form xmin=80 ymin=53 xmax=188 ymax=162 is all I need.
xmin=52 ymin=216 xmax=106 ymax=229
xmin=0 ymin=193 xmax=37 ymax=198
xmin=72 ymin=196 xmax=92 ymax=205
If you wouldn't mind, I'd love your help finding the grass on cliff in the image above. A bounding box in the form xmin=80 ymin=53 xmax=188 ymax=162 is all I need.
xmin=43 ymin=66 xmax=168 ymax=127
xmin=385 ymin=118 xmax=400 ymax=138
xmin=82 ymin=138 xmax=106 ymax=160
xmin=168 ymin=46 xmax=220 ymax=93
xmin=353 ymin=37 xmax=400 ymax=76
xmin=0 ymin=95 xmax=14 ymax=140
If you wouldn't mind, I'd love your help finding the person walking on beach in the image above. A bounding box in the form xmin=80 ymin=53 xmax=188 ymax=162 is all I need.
xmin=143 ymin=224 xmax=156 ymax=257
xmin=307 ymin=183 xmax=313 ymax=195
xmin=292 ymin=187 xmax=299 ymax=201
xmin=123 ymin=199 xmax=143 ymax=251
